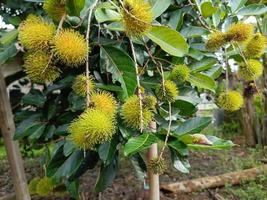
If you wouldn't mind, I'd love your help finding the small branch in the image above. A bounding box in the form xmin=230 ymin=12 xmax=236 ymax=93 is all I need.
xmin=129 ymin=39 xmax=144 ymax=132
xmin=85 ymin=0 xmax=99 ymax=107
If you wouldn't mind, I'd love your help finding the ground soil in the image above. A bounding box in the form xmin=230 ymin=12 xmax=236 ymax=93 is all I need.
xmin=0 ymin=136 xmax=266 ymax=200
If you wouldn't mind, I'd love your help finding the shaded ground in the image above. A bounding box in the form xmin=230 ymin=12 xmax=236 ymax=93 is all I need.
xmin=1 ymin=136 xmax=267 ymax=200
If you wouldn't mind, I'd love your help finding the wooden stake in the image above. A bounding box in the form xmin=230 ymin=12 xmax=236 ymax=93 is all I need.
xmin=147 ymin=122 xmax=160 ymax=200
xmin=0 ymin=71 xmax=31 ymax=200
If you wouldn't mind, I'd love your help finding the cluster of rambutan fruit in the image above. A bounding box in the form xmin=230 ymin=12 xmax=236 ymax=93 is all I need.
xmin=206 ymin=23 xmax=266 ymax=112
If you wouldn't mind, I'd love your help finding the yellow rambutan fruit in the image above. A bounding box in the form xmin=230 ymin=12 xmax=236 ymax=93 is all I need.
xmin=28 ymin=177 xmax=41 ymax=194
xmin=44 ymin=0 xmax=66 ymax=22
xmin=91 ymin=91 xmax=117 ymax=116
xmin=24 ymin=51 xmax=61 ymax=83
xmin=121 ymin=95 xmax=154 ymax=130
xmin=122 ymin=0 xmax=153 ymax=37
xmin=217 ymin=90 xmax=244 ymax=112
xmin=53 ymin=29 xmax=88 ymax=66
xmin=244 ymin=33 xmax=266 ymax=58
xmin=72 ymin=74 xmax=95 ymax=96
xmin=143 ymin=95 xmax=157 ymax=110
xmin=147 ymin=157 xmax=166 ymax=175
xmin=36 ymin=177 xmax=54 ymax=197
xmin=69 ymin=109 xmax=116 ymax=150
xmin=170 ymin=64 xmax=191 ymax=82
xmin=18 ymin=15 xmax=55 ymax=50
xmin=238 ymin=59 xmax=263 ymax=81
xmin=156 ymin=80 xmax=179 ymax=102
xmin=206 ymin=31 xmax=227 ymax=51
xmin=225 ymin=23 xmax=254 ymax=43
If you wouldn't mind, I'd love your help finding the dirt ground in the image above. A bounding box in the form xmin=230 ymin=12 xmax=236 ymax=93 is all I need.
xmin=1 ymin=136 xmax=267 ymax=200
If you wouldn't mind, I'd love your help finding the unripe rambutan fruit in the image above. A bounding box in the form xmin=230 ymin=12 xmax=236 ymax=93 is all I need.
xmin=244 ymin=33 xmax=266 ymax=58
xmin=36 ymin=177 xmax=54 ymax=197
xmin=170 ymin=64 xmax=191 ymax=82
xmin=24 ymin=51 xmax=61 ymax=83
xmin=18 ymin=15 xmax=55 ymax=50
xmin=217 ymin=90 xmax=244 ymax=112
xmin=121 ymin=95 xmax=154 ymax=130
xmin=91 ymin=91 xmax=117 ymax=117
xmin=238 ymin=59 xmax=263 ymax=81
xmin=143 ymin=95 xmax=157 ymax=110
xmin=122 ymin=0 xmax=153 ymax=37
xmin=147 ymin=157 xmax=166 ymax=175
xmin=44 ymin=0 xmax=66 ymax=22
xmin=156 ymin=80 xmax=179 ymax=102
xmin=53 ymin=29 xmax=88 ymax=66
xmin=225 ymin=23 xmax=254 ymax=43
xmin=206 ymin=31 xmax=227 ymax=51
xmin=69 ymin=109 xmax=116 ymax=150
xmin=28 ymin=177 xmax=41 ymax=194
xmin=72 ymin=74 xmax=95 ymax=96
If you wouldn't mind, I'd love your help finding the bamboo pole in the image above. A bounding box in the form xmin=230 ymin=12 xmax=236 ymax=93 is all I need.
xmin=0 ymin=71 xmax=31 ymax=200
xmin=147 ymin=122 xmax=160 ymax=200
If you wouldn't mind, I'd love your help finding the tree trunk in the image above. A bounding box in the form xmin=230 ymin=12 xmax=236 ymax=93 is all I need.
xmin=262 ymin=54 xmax=267 ymax=145
xmin=161 ymin=165 xmax=267 ymax=194
xmin=0 ymin=71 xmax=31 ymax=200
xmin=147 ymin=122 xmax=160 ymax=200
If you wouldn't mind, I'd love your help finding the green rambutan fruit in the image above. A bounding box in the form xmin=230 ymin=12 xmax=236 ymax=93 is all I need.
xmin=143 ymin=95 xmax=157 ymax=110
xmin=238 ymin=59 xmax=263 ymax=81
xmin=147 ymin=157 xmax=166 ymax=175
xmin=244 ymin=33 xmax=266 ymax=58
xmin=53 ymin=29 xmax=88 ymax=66
xmin=18 ymin=15 xmax=56 ymax=50
xmin=28 ymin=177 xmax=41 ymax=194
xmin=69 ymin=109 xmax=116 ymax=150
xmin=91 ymin=91 xmax=117 ymax=117
xmin=122 ymin=0 xmax=153 ymax=37
xmin=217 ymin=90 xmax=244 ymax=112
xmin=44 ymin=0 xmax=66 ymax=22
xmin=225 ymin=23 xmax=254 ymax=43
xmin=72 ymin=74 xmax=95 ymax=96
xmin=206 ymin=31 xmax=227 ymax=51
xmin=170 ymin=64 xmax=191 ymax=82
xmin=121 ymin=95 xmax=154 ymax=130
xmin=35 ymin=177 xmax=54 ymax=197
xmin=23 ymin=51 xmax=61 ymax=83
xmin=156 ymin=80 xmax=179 ymax=102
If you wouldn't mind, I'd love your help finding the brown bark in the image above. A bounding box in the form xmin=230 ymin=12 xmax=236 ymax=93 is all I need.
xmin=160 ymin=165 xmax=267 ymax=194
xmin=0 ymin=71 xmax=31 ymax=200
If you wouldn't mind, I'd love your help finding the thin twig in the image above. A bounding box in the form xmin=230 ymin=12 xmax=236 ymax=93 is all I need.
xmin=159 ymin=101 xmax=172 ymax=159
xmin=85 ymin=0 xmax=99 ymax=107
xmin=129 ymin=39 xmax=144 ymax=132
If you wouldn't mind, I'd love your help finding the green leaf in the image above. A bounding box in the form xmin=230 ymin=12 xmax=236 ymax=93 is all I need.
xmin=203 ymin=65 xmax=223 ymax=79
xmin=190 ymin=57 xmax=217 ymax=72
xmin=170 ymin=148 xmax=190 ymax=173
xmin=0 ymin=43 xmax=18 ymax=64
xmin=168 ymin=140 xmax=188 ymax=156
xmin=146 ymin=26 xmax=189 ymax=57
xmin=181 ymin=26 xmax=209 ymax=38
xmin=200 ymin=2 xmax=217 ymax=18
xmin=28 ymin=124 xmax=46 ymax=141
xmin=149 ymin=0 xmax=172 ymax=19
xmin=172 ymin=99 xmax=197 ymax=116
xmin=173 ymin=117 xmax=212 ymax=136
xmin=22 ymin=90 xmax=46 ymax=107
xmin=98 ymin=135 xmax=119 ymax=165
xmin=131 ymin=153 xmax=147 ymax=181
xmin=229 ymin=0 xmax=248 ymax=12
xmin=0 ymin=29 xmax=18 ymax=46
xmin=101 ymin=45 xmax=137 ymax=100
xmin=66 ymin=0 xmax=85 ymax=16
xmin=187 ymin=136 xmax=235 ymax=150
xmin=95 ymin=2 xmax=121 ymax=23
xmin=263 ymin=15 xmax=267 ymax=35
xmin=94 ymin=155 xmax=118 ymax=193
xmin=124 ymin=133 xmax=158 ymax=156
xmin=237 ymin=4 xmax=267 ymax=16
xmin=188 ymin=73 xmax=216 ymax=92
